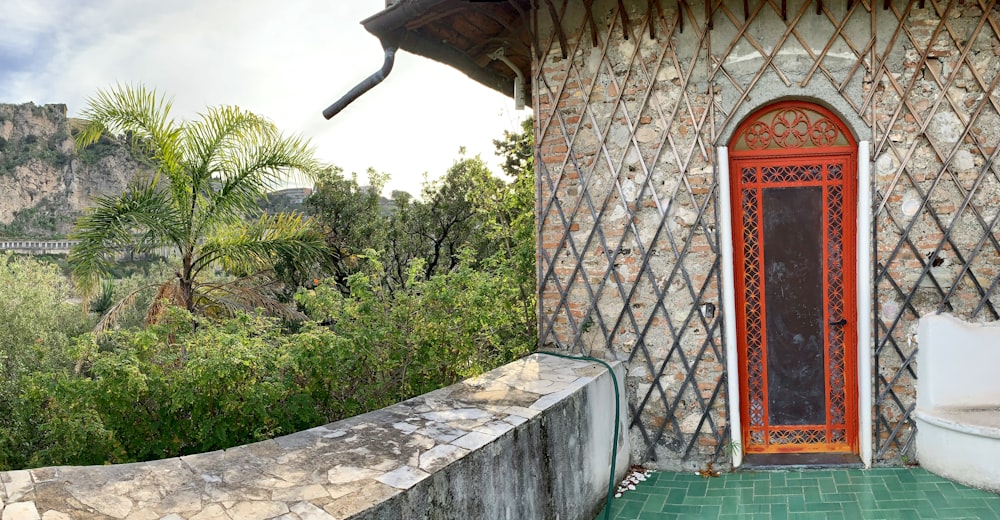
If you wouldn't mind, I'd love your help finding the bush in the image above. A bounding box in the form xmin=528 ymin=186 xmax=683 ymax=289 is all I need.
xmin=11 ymin=311 xmax=326 ymax=467
xmin=296 ymin=254 xmax=533 ymax=403
xmin=0 ymin=252 xmax=534 ymax=469
xmin=0 ymin=254 xmax=92 ymax=469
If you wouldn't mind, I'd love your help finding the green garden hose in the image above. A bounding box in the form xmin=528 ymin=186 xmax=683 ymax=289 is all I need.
xmin=536 ymin=351 xmax=621 ymax=520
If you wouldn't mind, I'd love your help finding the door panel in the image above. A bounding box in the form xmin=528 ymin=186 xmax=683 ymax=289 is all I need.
xmin=729 ymin=101 xmax=858 ymax=455
xmin=763 ymin=186 xmax=825 ymax=427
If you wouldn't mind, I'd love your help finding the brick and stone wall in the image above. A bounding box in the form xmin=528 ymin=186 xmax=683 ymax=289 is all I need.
xmin=532 ymin=0 xmax=1000 ymax=468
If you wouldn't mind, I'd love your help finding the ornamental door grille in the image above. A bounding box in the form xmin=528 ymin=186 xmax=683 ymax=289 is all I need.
xmin=730 ymin=102 xmax=859 ymax=454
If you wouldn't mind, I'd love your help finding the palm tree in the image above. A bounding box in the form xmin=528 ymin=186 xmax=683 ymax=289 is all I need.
xmin=69 ymin=84 xmax=330 ymax=333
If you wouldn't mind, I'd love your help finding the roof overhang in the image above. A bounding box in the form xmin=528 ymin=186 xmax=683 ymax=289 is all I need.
xmin=362 ymin=1 xmax=531 ymax=99
xmin=324 ymin=0 xmax=532 ymax=119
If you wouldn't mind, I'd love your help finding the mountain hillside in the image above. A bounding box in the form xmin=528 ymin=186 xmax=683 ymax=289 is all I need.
xmin=0 ymin=103 xmax=139 ymax=237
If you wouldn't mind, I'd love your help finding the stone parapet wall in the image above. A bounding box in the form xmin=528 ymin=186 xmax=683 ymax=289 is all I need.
xmin=0 ymin=354 xmax=628 ymax=520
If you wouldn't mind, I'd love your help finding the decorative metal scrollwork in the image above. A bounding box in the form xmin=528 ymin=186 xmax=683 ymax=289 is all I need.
xmin=771 ymin=108 xmax=810 ymax=148
xmin=739 ymin=106 xmax=845 ymax=151
xmin=745 ymin=121 xmax=772 ymax=150
xmin=811 ymin=118 xmax=839 ymax=147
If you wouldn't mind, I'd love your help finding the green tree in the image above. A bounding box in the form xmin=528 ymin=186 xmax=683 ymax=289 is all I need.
xmin=383 ymin=154 xmax=497 ymax=288
xmin=303 ymin=167 xmax=389 ymax=292
xmin=485 ymin=117 xmax=536 ymax=333
xmin=0 ymin=253 xmax=88 ymax=385
xmin=296 ymin=255 xmax=533 ymax=402
xmin=68 ymin=84 xmax=329 ymax=332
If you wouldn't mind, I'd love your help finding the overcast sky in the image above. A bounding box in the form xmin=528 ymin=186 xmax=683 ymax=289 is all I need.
xmin=0 ymin=0 xmax=528 ymax=197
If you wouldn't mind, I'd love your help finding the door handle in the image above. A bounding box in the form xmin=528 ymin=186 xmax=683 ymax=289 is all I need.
xmin=830 ymin=318 xmax=848 ymax=326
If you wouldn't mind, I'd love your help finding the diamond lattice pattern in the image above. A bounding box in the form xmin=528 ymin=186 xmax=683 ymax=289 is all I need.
xmin=533 ymin=0 xmax=1000 ymax=464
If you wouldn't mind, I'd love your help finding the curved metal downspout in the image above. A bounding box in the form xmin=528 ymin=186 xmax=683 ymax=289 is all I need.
xmin=323 ymin=40 xmax=398 ymax=120
xmin=489 ymin=48 xmax=525 ymax=110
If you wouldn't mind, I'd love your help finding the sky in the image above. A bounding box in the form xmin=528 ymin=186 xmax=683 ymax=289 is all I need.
xmin=0 ymin=0 xmax=529 ymax=197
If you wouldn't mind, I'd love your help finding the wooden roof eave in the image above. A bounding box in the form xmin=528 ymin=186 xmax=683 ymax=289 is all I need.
xmin=394 ymin=31 xmax=514 ymax=97
xmin=324 ymin=0 xmax=529 ymax=119
xmin=362 ymin=0 xmax=524 ymax=98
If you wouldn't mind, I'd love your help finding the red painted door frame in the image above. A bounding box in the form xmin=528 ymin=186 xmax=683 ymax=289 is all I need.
xmin=729 ymin=101 xmax=859 ymax=454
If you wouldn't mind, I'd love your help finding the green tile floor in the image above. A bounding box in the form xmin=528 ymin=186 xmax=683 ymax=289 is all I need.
xmin=606 ymin=468 xmax=1000 ymax=519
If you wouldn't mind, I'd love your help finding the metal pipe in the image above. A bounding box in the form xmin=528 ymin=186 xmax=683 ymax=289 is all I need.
xmin=489 ymin=48 xmax=525 ymax=110
xmin=323 ymin=41 xmax=398 ymax=120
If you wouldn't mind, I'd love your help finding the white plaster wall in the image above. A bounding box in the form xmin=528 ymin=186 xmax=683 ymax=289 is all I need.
xmin=917 ymin=313 xmax=1000 ymax=409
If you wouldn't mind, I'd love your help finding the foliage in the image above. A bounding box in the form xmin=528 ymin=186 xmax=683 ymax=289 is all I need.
xmin=394 ymin=155 xmax=498 ymax=284
xmin=98 ymin=261 xmax=176 ymax=330
xmin=0 ymin=132 xmax=71 ymax=176
xmin=68 ymin=83 xmax=330 ymax=333
xmin=0 ymin=254 xmax=92 ymax=469
xmin=297 ymin=254 xmax=533 ymax=401
xmin=76 ymin=132 xmax=122 ymax=166
xmin=0 ymin=115 xmax=539 ymax=471
xmin=301 ymin=167 xmax=390 ymax=292
xmin=8 ymin=310 xmax=320 ymax=467
xmin=484 ymin=117 xmax=537 ymax=329
xmin=0 ymin=253 xmax=90 ymax=384
xmin=3 ymin=263 xmax=532 ymax=469
xmin=0 ymin=199 xmax=67 ymax=238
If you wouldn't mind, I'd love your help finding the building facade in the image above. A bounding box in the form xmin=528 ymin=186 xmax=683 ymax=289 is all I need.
xmin=342 ymin=0 xmax=1000 ymax=470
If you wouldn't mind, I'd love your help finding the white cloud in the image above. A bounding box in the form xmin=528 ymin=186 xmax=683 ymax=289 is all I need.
xmin=0 ymin=0 xmax=68 ymax=51
xmin=0 ymin=0 xmax=529 ymax=196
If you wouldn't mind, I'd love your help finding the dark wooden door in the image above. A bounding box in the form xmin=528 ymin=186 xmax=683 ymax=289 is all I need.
xmin=729 ymin=102 xmax=859 ymax=454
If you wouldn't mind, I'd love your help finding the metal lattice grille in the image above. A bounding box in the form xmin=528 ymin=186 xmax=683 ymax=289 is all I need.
xmin=829 ymin=183 xmax=848 ymax=428
xmin=532 ymin=0 xmax=1000 ymax=465
xmin=870 ymin=0 xmax=1000 ymax=461
xmin=535 ymin=0 xmax=725 ymax=463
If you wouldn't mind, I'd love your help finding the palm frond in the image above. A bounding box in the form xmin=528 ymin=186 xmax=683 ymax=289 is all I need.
xmin=93 ymin=282 xmax=160 ymax=335
xmin=183 ymin=107 xmax=275 ymax=225
xmin=89 ymin=278 xmax=116 ymax=314
xmin=193 ymin=213 xmax=329 ymax=279
xmin=68 ymin=179 xmax=181 ymax=298
xmin=195 ymin=273 xmax=306 ymax=322
xmin=194 ymin=122 xmax=319 ymax=234
xmin=74 ymin=83 xmax=184 ymax=178
xmin=145 ymin=278 xmax=185 ymax=327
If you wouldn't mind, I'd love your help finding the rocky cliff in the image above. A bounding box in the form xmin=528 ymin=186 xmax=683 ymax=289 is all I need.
xmin=0 ymin=103 xmax=139 ymax=237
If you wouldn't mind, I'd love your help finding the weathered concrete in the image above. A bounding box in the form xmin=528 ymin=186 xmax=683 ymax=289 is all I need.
xmin=0 ymin=354 xmax=629 ymax=519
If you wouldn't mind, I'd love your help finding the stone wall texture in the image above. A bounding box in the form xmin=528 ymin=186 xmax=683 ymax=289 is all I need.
xmin=533 ymin=0 xmax=1000 ymax=468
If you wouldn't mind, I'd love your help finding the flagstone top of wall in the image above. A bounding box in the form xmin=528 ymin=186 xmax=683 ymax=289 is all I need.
xmin=0 ymin=353 xmax=627 ymax=520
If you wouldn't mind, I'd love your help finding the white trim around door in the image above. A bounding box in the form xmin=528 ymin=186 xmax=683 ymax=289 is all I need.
xmin=718 ymin=142 xmax=874 ymax=468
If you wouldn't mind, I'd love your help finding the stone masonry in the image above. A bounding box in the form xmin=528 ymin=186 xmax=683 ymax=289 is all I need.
xmin=0 ymin=354 xmax=628 ymax=520
xmin=532 ymin=0 xmax=1000 ymax=468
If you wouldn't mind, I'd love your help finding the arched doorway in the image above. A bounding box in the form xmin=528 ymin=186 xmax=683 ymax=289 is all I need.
xmin=728 ymin=101 xmax=859 ymax=455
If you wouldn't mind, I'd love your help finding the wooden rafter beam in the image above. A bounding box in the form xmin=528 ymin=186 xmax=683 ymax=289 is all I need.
xmin=618 ymin=0 xmax=631 ymax=40
xmin=583 ymin=0 xmax=600 ymax=47
xmin=678 ymin=0 xmax=685 ymax=32
xmin=543 ymin=0 xmax=569 ymax=58
xmin=648 ymin=0 xmax=657 ymax=38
